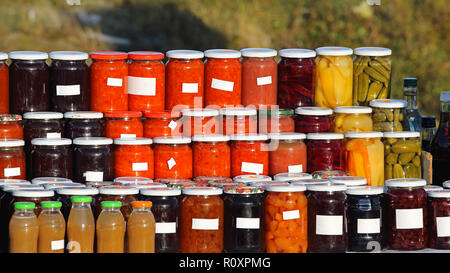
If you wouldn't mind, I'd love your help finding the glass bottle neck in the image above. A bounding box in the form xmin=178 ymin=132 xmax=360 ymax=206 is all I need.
xmin=439 ymin=101 xmax=450 ymax=123
xmin=405 ymin=93 xmax=418 ymax=109
xmin=72 ymin=202 xmax=91 ymax=209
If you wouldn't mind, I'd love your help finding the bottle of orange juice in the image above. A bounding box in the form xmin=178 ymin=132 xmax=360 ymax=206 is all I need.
xmin=127 ymin=201 xmax=155 ymax=253
xmin=96 ymin=201 xmax=125 ymax=253
xmin=67 ymin=196 xmax=95 ymax=253
xmin=9 ymin=202 xmax=39 ymax=253
xmin=38 ymin=201 xmax=66 ymax=253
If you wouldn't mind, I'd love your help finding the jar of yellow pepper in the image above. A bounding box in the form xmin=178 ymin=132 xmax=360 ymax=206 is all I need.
xmin=333 ymin=106 xmax=373 ymax=133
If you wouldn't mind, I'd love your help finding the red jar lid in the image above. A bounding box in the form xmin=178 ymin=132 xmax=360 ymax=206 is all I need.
xmin=104 ymin=111 xmax=142 ymax=118
xmin=144 ymin=111 xmax=181 ymax=119
xmin=90 ymin=51 xmax=128 ymax=60
xmin=128 ymin=51 xmax=164 ymax=60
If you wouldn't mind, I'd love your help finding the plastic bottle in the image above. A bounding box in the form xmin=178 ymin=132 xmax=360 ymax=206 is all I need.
xmin=9 ymin=202 xmax=38 ymax=253
xmin=38 ymin=201 xmax=65 ymax=253
xmin=67 ymin=196 xmax=95 ymax=253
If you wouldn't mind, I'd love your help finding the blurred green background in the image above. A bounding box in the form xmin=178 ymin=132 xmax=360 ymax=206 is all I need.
xmin=0 ymin=0 xmax=448 ymax=116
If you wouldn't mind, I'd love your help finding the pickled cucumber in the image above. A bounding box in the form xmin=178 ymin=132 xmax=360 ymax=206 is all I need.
xmin=383 ymin=136 xmax=422 ymax=180
xmin=386 ymin=153 xmax=398 ymax=164
xmin=398 ymin=152 xmax=415 ymax=164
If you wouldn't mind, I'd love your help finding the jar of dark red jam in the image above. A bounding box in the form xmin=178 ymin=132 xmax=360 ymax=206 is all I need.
xmin=295 ymin=107 xmax=333 ymax=133
xmin=306 ymin=133 xmax=345 ymax=173
xmin=30 ymin=138 xmax=73 ymax=179
xmin=63 ymin=111 xmax=105 ymax=139
xmin=23 ymin=112 xmax=64 ymax=144
xmin=427 ymin=189 xmax=450 ymax=249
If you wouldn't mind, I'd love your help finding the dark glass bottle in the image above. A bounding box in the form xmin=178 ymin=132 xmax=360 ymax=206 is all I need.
xmin=431 ymin=92 xmax=450 ymax=186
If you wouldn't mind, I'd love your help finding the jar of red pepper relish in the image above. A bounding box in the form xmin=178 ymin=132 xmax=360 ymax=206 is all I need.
xmin=306 ymin=132 xmax=345 ymax=173
xmin=165 ymin=50 xmax=204 ymax=111
xmin=427 ymin=189 xmax=450 ymax=249
xmin=181 ymin=108 xmax=219 ymax=137
xmin=89 ymin=51 xmax=128 ymax=112
xmin=104 ymin=111 xmax=143 ymax=139
xmin=0 ymin=53 xmax=9 ymax=114
xmin=220 ymin=107 xmax=258 ymax=136
xmin=113 ymin=137 xmax=154 ymax=179
xmin=258 ymin=108 xmax=295 ymax=134
xmin=0 ymin=140 xmax=26 ymax=180
xmin=295 ymin=107 xmax=333 ymax=133
xmin=230 ymin=134 xmax=269 ymax=177
xmin=277 ymin=49 xmax=316 ymax=109
xmin=192 ymin=135 xmax=231 ymax=178
xmin=143 ymin=111 xmax=182 ymax=138
xmin=0 ymin=115 xmax=23 ymax=139
xmin=204 ymin=49 xmax=242 ymax=108
xmin=268 ymin=133 xmax=307 ymax=176
xmin=153 ymin=137 xmax=193 ymax=179
xmin=241 ymin=48 xmax=277 ymax=109
xmin=127 ymin=51 xmax=165 ymax=112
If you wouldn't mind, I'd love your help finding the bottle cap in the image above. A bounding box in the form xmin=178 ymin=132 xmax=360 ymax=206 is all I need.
xmin=131 ymin=201 xmax=152 ymax=208
xmin=40 ymin=201 xmax=62 ymax=208
xmin=403 ymin=78 xmax=418 ymax=88
xmin=71 ymin=196 xmax=93 ymax=203
xmin=440 ymin=92 xmax=450 ymax=102
xmin=101 ymin=201 xmax=122 ymax=208
xmin=14 ymin=202 xmax=36 ymax=210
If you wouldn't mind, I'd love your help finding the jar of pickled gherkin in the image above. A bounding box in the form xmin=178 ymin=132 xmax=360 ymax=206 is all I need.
xmin=353 ymin=47 xmax=392 ymax=106
xmin=333 ymin=106 xmax=373 ymax=133
xmin=383 ymin=131 xmax=422 ymax=180
xmin=370 ymin=99 xmax=407 ymax=132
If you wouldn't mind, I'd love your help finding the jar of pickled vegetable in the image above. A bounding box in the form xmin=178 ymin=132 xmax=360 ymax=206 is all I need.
xmin=268 ymin=133 xmax=307 ymax=176
xmin=370 ymin=99 xmax=407 ymax=132
xmin=114 ymin=138 xmax=154 ymax=179
xmin=427 ymin=189 xmax=450 ymax=249
xmin=96 ymin=186 xmax=139 ymax=220
xmin=63 ymin=111 xmax=105 ymax=139
xmin=180 ymin=108 xmax=219 ymax=136
xmin=315 ymin=47 xmax=353 ymax=109
xmin=0 ymin=115 xmax=23 ymax=140
xmin=383 ymin=131 xmax=422 ymax=180
xmin=0 ymin=140 xmax=26 ymax=180
xmin=306 ymin=133 xmax=345 ymax=173
xmin=104 ymin=111 xmax=143 ymax=140
xmin=0 ymin=53 xmax=8 ymax=114
xmin=192 ymin=135 xmax=231 ymax=178
xmin=30 ymin=138 xmax=72 ymax=179
xmin=153 ymin=137 xmax=192 ymax=179
xmin=294 ymin=107 xmax=333 ymax=133
xmin=220 ymin=107 xmax=258 ymax=135
xmin=333 ymin=106 xmax=373 ymax=133
xmin=258 ymin=109 xmax=295 ymax=134
xmin=353 ymin=47 xmax=392 ymax=106
xmin=273 ymin=172 xmax=313 ymax=182
xmin=181 ymin=187 xmax=224 ymax=253
xmin=143 ymin=111 xmax=182 ymax=138
xmin=230 ymin=134 xmax=269 ymax=177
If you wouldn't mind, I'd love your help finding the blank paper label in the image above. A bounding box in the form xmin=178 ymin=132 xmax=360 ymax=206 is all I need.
xmin=182 ymin=83 xmax=198 ymax=93
xmin=395 ymin=208 xmax=423 ymax=229
xmin=56 ymin=85 xmax=80 ymax=96
xmin=236 ymin=218 xmax=260 ymax=229
xmin=84 ymin=171 xmax=103 ymax=182
xmin=211 ymin=78 xmax=234 ymax=92
xmin=257 ymin=76 xmax=272 ymax=86
xmin=192 ymin=218 xmax=219 ymax=230
xmin=46 ymin=132 xmax=61 ymax=139
xmin=51 ymin=240 xmax=65 ymax=250
xmin=167 ymin=158 xmax=176 ymax=170
xmin=120 ymin=134 xmax=136 ymax=139
xmin=4 ymin=167 xmax=20 ymax=177
xmin=241 ymin=162 xmax=264 ymax=174
xmin=168 ymin=120 xmax=178 ymax=130
xmin=107 ymin=78 xmax=123 ymax=87
xmin=288 ymin=165 xmax=303 ymax=173
xmin=436 ymin=217 xmax=450 ymax=237
xmin=316 ymin=215 xmax=343 ymax=235
xmin=357 ymin=218 xmax=380 ymax=234
xmin=127 ymin=76 xmax=156 ymax=96
xmin=132 ymin=162 xmax=148 ymax=171
xmin=283 ymin=210 xmax=300 ymax=220
xmin=155 ymin=222 xmax=177 ymax=234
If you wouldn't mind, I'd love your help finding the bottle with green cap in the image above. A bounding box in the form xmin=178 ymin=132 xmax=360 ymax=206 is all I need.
xmin=96 ymin=201 xmax=125 ymax=253
xmin=38 ymin=201 xmax=65 ymax=253
xmin=9 ymin=202 xmax=39 ymax=253
xmin=67 ymin=196 xmax=95 ymax=253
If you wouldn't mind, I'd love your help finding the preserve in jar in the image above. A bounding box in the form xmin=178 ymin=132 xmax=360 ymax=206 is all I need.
xmin=49 ymin=51 xmax=90 ymax=112
xmin=383 ymin=131 xmax=422 ymax=179
xmin=127 ymin=51 xmax=165 ymax=112
xmin=265 ymin=184 xmax=308 ymax=253
xmin=9 ymin=202 xmax=39 ymax=253
xmin=143 ymin=111 xmax=182 ymax=138
xmin=89 ymin=51 xmax=128 ymax=112
xmin=385 ymin=178 xmax=428 ymax=250
xmin=329 ymin=176 xmax=367 ymax=187
xmin=370 ymin=99 xmax=407 ymax=132
xmin=9 ymin=51 xmax=49 ymax=114
xmin=153 ymin=137 xmax=192 ymax=179
xmin=96 ymin=186 xmax=139 ymax=220
xmin=427 ymin=190 xmax=450 ymax=249
xmin=104 ymin=111 xmax=143 ymax=139
xmin=0 ymin=53 xmax=8 ymax=114
xmin=220 ymin=107 xmax=258 ymax=135
xmin=37 ymin=201 xmax=66 ymax=253
xmin=23 ymin=112 xmax=64 ymax=144
xmin=307 ymin=183 xmax=347 ymax=253
xmin=0 ymin=140 xmax=26 ymax=180
xmin=73 ymin=137 xmax=114 ymax=183
xmin=63 ymin=111 xmax=105 ymax=139
xmin=114 ymin=137 xmax=154 ymax=179
xmin=294 ymin=107 xmax=333 ymax=133
xmin=0 ymin=114 xmax=23 ymax=139
xmin=113 ymin=177 xmax=153 ymax=186
xmin=353 ymin=47 xmax=392 ymax=106
xmin=306 ymin=133 xmax=345 ymax=173
xmin=96 ymin=201 xmax=126 ymax=253
xmin=192 ymin=135 xmax=231 ymax=178
xmin=181 ymin=187 xmax=224 ymax=253
xmin=223 ymin=186 xmax=265 ymax=253
xmin=10 ymin=189 xmax=54 ymax=215
xmin=259 ymin=109 xmax=295 ymax=134
xmin=268 ymin=133 xmax=307 ymax=176
xmin=333 ymin=106 xmax=373 ymax=133
xmin=230 ymin=134 xmax=269 ymax=177
xmin=127 ymin=201 xmax=156 ymax=253
xmin=67 ymin=196 xmax=95 ymax=253
xmin=273 ymin=172 xmax=313 ymax=182
xmin=181 ymin=108 xmax=219 ymax=136
xmin=312 ymin=170 xmax=349 ymax=179
xmin=55 ymin=187 xmax=99 ymax=221
xmin=314 ymin=47 xmax=353 ymax=109
xmin=165 ymin=50 xmax=204 ymax=110
xmin=30 ymin=138 xmax=72 ymax=179
xmin=241 ymin=48 xmax=277 ymax=108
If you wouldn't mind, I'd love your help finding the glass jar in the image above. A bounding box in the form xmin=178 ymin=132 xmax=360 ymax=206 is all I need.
xmin=233 ymin=175 xmax=272 ymax=184
xmin=383 ymin=131 xmax=422 ymax=180
xmin=127 ymin=51 xmax=165 ymax=112
xmin=344 ymin=132 xmax=384 ymax=186
xmin=166 ymin=181 xmax=197 ymax=190
xmin=181 ymin=187 xmax=224 ymax=253
xmin=314 ymin=47 xmax=353 ymax=109
xmin=143 ymin=111 xmax=182 ymax=138
xmin=277 ymin=49 xmax=316 ymax=109
xmin=223 ymin=186 xmax=265 ymax=253
xmin=329 ymin=176 xmax=367 ymax=187
xmin=10 ymin=189 xmax=54 ymax=215
xmin=193 ymin=176 xmax=232 ymax=185
xmin=0 ymin=53 xmax=8 ymax=114
xmin=73 ymin=137 xmax=114 ymax=184
xmin=113 ymin=177 xmax=153 ymax=186
xmin=31 ymin=177 xmax=72 ymax=185
xmin=312 ymin=170 xmax=349 ymax=179
xmin=192 ymin=135 xmax=231 ymax=178
xmin=268 ymin=133 xmax=307 ymax=176
xmin=86 ymin=181 xmax=113 ymax=188
xmin=204 ymin=49 xmax=242 ymax=108
xmin=49 ymin=51 xmax=90 ymax=112
xmin=89 ymin=51 xmax=128 ymax=112
xmin=104 ymin=111 xmax=143 ymax=140
xmin=273 ymin=172 xmax=313 ymax=182
xmin=153 ymin=137 xmax=192 ymax=179
xmin=30 ymin=138 xmax=72 ymax=179
xmin=165 ymin=50 xmax=204 ymax=110
xmin=294 ymin=107 xmax=333 ymax=133
xmin=23 ymin=112 xmax=64 ymax=144
xmin=0 ymin=114 xmax=23 ymax=139
xmin=385 ymin=178 xmax=428 ymax=250
xmin=307 ymin=183 xmax=348 ymax=253
xmin=230 ymin=134 xmax=269 ymax=177
xmin=370 ymin=99 xmax=408 ymax=132
xmin=333 ymin=106 xmax=373 ymax=133
xmin=306 ymin=133 xmax=345 ymax=173
xmin=353 ymin=47 xmax=392 ymax=106
xmin=427 ymin=190 xmax=450 ymax=249
xmin=63 ymin=111 xmax=105 ymax=139
xmin=55 ymin=187 xmax=99 ymax=221
xmin=181 ymin=108 xmax=219 ymax=137
xmin=96 ymin=186 xmax=139 ymax=220
xmin=140 ymin=188 xmax=181 ymax=253
xmin=259 ymin=109 xmax=295 ymax=134
xmin=44 ymin=182 xmax=85 ymax=191
xmin=220 ymin=107 xmax=258 ymax=135
xmin=8 ymin=51 xmax=49 ymax=114
xmin=114 ymin=138 xmax=154 ymax=179
xmin=0 ymin=140 xmax=26 ymax=179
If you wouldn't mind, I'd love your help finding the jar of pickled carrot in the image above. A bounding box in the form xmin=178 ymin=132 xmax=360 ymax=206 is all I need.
xmin=165 ymin=50 xmax=204 ymax=111
xmin=259 ymin=109 xmax=295 ymax=134
xmin=0 ymin=140 xmax=26 ymax=179
xmin=192 ymin=135 xmax=231 ymax=178
xmin=113 ymin=138 xmax=154 ymax=179
xmin=0 ymin=115 xmax=23 ymax=139
xmin=104 ymin=111 xmax=143 ymax=139
xmin=90 ymin=51 xmax=128 ymax=112
xmin=153 ymin=137 xmax=192 ymax=179
xmin=219 ymin=107 xmax=257 ymax=135
xmin=127 ymin=51 xmax=165 ymax=112
xmin=268 ymin=133 xmax=307 ymax=176
xmin=230 ymin=134 xmax=269 ymax=177
xmin=143 ymin=111 xmax=182 ymax=138
xmin=204 ymin=49 xmax=242 ymax=108
xmin=265 ymin=184 xmax=308 ymax=253
xmin=0 ymin=53 xmax=9 ymax=114
xmin=294 ymin=107 xmax=333 ymax=133
xmin=180 ymin=108 xmax=219 ymax=136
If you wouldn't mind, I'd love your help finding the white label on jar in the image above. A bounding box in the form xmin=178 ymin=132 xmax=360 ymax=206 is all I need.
xmin=192 ymin=218 xmax=219 ymax=230
xmin=155 ymin=222 xmax=177 ymax=234
xmin=51 ymin=240 xmax=65 ymax=250
xmin=211 ymin=78 xmax=234 ymax=92
xmin=83 ymin=171 xmax=103 ymax=182
xmin=4 ymin=167 xmax=20 ymax=177
xmin=282 ymin=210 xmax=300 ymax=221
xmin=436 ymin=217 xmax=450 ymax=237
xmin=241 ymin=162 xmax=264 ymax=174
xmin=56 ymin=85 xmax=80 ymax=96
xmin=395 ymin=208 xmax=423 ymax=229
xmin=46 ymin=132 xmax=61 ymax=139
xmin=107 ymin=77 xmax=123 ymax=87
xmin=182 ymin=83 xmax=198 ymax=94
xmin=256 ymin=76 xmax=272 ymax=86
xmin=120 ymin=134 xmax=136 ymax=139
xmin=132 ymin=162 xmax=148 ymax=171
xmin=316 ymin=215 xmax=343 ymax=235
xmin=236 ymin=217 xmax=260 ymax=229
xmin=127 ymin=76 xmax=156 ymax=96
xmin=288 ymin=164 xmax=303 ymax=173
xmin=357 ymin=218 xmax=380 ymax=234
xmin=167 ymin=158 xmax=176 ymax=170
xmin=168 ymin=120 xmax=178 ymax=130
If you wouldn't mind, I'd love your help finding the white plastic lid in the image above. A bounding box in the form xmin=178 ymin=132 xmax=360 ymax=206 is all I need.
xmin=230 ymin=134 xmax=268 ymax=141
xmin=428 ymin=189 xmax=450 ymax=198
xmin=316 ymin=46 xmax=353 ymax=56
xmin=385 ymin=178 xmax=427 ymax=188
xmin=204 ymin=49 xmax=241 ymax=59
xmin=166 ymin=50 xmax=204 ymax=59
xmin=73 ymin=137 xmax=113 ymax=146
xmin=12 ymin=189 xmax=54 ymax=197
xmin=0 ymin=139 xmax=25 ymax=147
xmin=346 ymin=186 xmax=384 ymax=195
xmin=295 ymin=107 xmax=333 ymax=116
xmin=140 ymin=188 xmax=181 ymax=196
xmin=123 ymin=183 xmax=166 ymax=189
xmin=423 ymin=185 xmax=443 ymax=192
xmin=99 ymin=186 xmax=139 ymax=195
xmin=64 ymin=111 xmax=103 ymax=119
xmin=31 ymin=138 xmax=72 ymax=146
xmin=307 ymin=183 xmax=347 ymax=192
xmin=192 ymin=134 xmax=230 ymax=142
xmin=441 ymin=92 xmax=450 ymax=102
xmin=44 ymin=183 xmax=86 ymax=190
xmin=233 ymin=175 xmax=272 ymax=183
xmin=279 ymin=49 xmax=316 ymax=58
xmin=113 ymin=177 xmax=153 ymax=184
xmin=383 ymin=131 xmax=421 ymax=139
xmin=306 ymin=132 xmax=344 ymax=140
xmin=114 ymin=137 xmax=152 ymax=145
xmin=329 ymin=176 xmax=368 ymax=186
xmin=345 ymin=131 xmax=383 ymax=139
xmin=23 ymin=112 xmax=63 ymax=120
xmin=49 ymin=51 xmax=89 ymax=60
xmin=219 ymin=107 xmax=258 ymax=116
xmin=443 ymin=181 xmax=450 ymax=189
xmin=153 ymin=136 xmax=191 ymax=144
xmin=32 ymin=177 xmax=73 ymax=185
xmin=0 ymin=179 xmax=30 ymax=185
xmin=369 ymin=99 xmax=408 ymax=108
xmin=266 ymin=184 xmax=307 ymax=192
xmin=240 ymin=48 xmax=277 ymax=58
xmin=56 ymin=187 xmax=99 ymax=196
xmin=334 ymin=106 xmax=372 ymax=114
xmin=268 ymin=133 xmax=306 ymax=140
xmin=0 ymin=52 xmax=7 ymax=60
xmin=181 ymin=108 xmax=219 ymax=117
xmin=182 ymin=186 xmax=223 ymax=196
xmin=273 ymin=172 xmax=313 ymax=182
xmin=353 ymin=47 xmax=392 ymax=57
xmin=9 ymin=51 xmax=48 ymax=60
xmin=3 ymin=185 xmax=43 ymax=191
xmin=290 ymin=180 xmax=330 ymax=187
